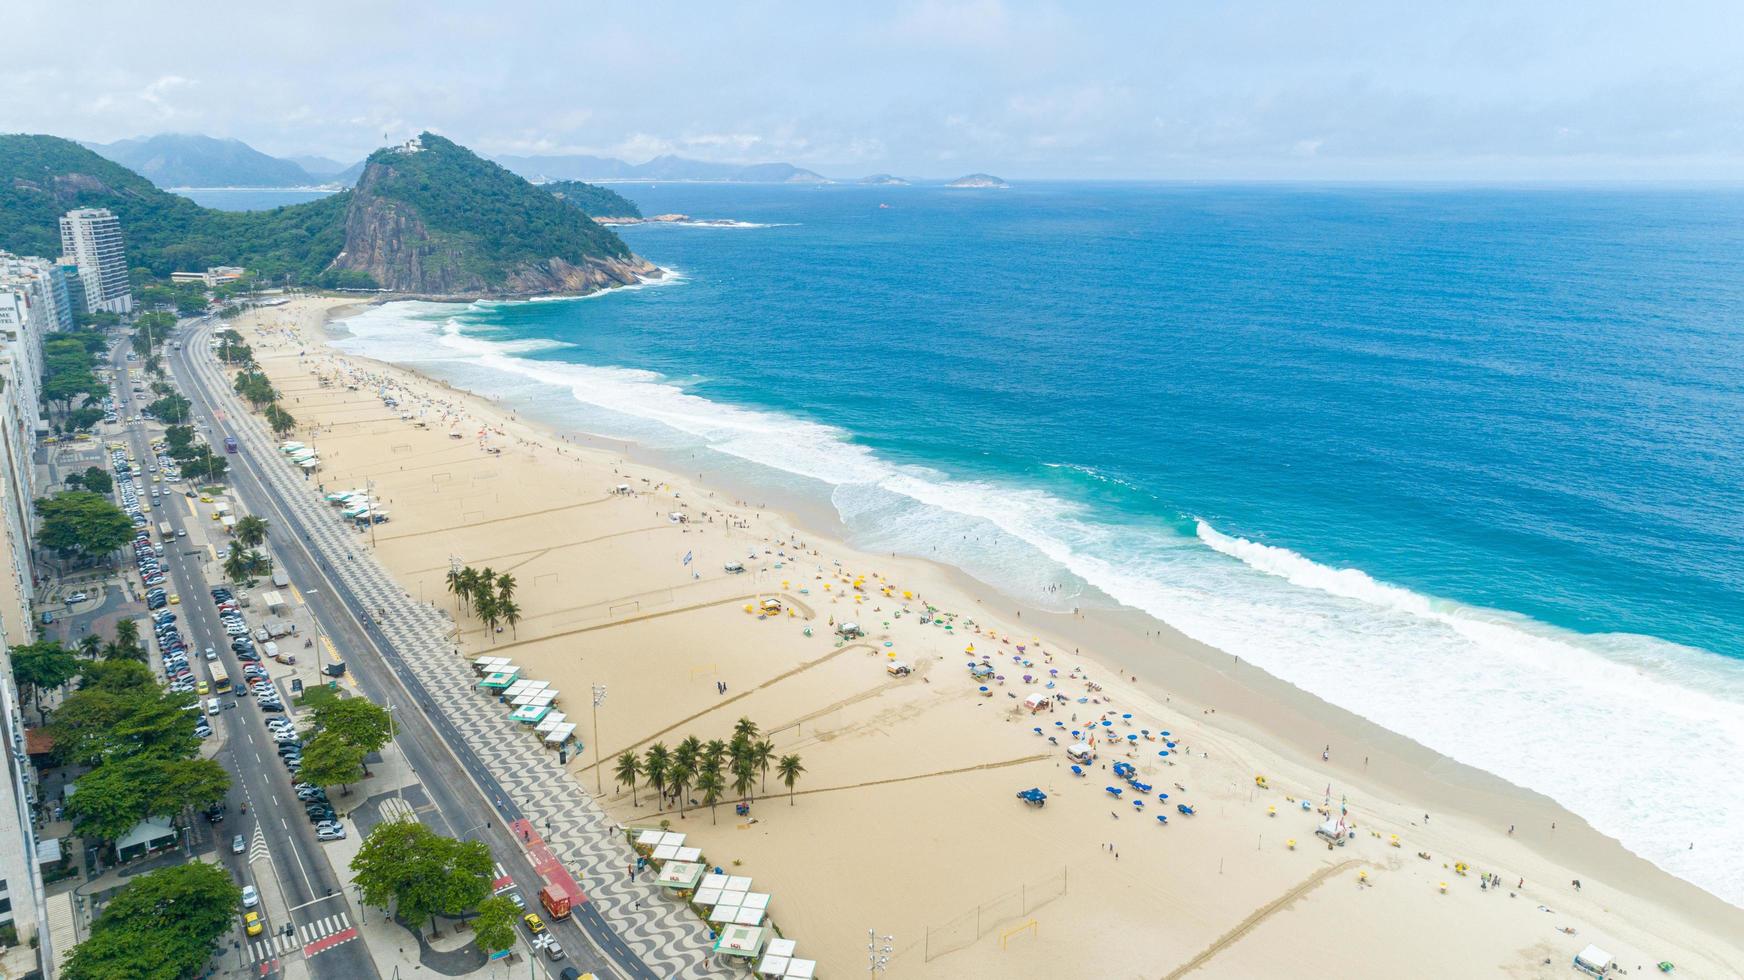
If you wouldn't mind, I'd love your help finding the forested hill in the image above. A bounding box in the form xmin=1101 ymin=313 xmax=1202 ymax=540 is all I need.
xmin=327 ymin=133 xmax=656 ymax=296
xmin=0 ymin=134 xmax=353 ymax=284
xmin=0 ymin=132 xmax=655 ymax=297
xmin=543 ymin=180 xmax=642 ymax=219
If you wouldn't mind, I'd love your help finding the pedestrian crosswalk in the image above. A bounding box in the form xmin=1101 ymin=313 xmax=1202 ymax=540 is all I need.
xmin=249 ymin=931 xmax=299 ymax=961
xmin=378 ymin=796 xmax=418 ymax=824
xmin=299 ymin=911 xmax=351 ymax=946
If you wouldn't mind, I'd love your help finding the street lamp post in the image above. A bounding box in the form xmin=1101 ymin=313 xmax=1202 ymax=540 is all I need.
xmin=867 ymin=927 xmax=894 ymax=976
xmin=591 ymin=684 xmax=607 ymax=795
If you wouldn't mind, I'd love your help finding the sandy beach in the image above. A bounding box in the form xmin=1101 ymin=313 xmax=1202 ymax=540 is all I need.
xmin=223 ymin=294 xmax=1744 ymax=979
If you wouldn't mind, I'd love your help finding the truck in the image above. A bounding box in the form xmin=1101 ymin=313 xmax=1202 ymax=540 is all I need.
xmin=538 ymin=884 xmax=571 ymax=921
xmin=271 ymin=571 xmax=290 ymax=588
xmin=158 ymin=521 xmax=173 ymax=539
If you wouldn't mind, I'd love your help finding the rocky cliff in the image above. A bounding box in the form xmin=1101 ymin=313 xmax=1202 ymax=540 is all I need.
xmin=329 ymin=133 xmax=660 ymax=298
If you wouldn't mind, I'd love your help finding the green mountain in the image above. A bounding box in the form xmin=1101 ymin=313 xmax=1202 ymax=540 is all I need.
xmin=543 ymin=180 xmax=642 ymax=219
xmin=1 ymin=133 xmax=351 ymax=283
xmin=87 ymin=134 xmax=317 ymax=188
xmin=0 ymin=132 xmax=653 ymax=297
xmin=330 ymin=133 xmax=655 ymax=295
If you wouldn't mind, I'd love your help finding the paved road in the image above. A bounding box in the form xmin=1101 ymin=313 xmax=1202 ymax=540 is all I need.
xmin=110 ymin=343 xmax=378 ymax=979
xmin=168 ymin=322 xmax=643 ymax=979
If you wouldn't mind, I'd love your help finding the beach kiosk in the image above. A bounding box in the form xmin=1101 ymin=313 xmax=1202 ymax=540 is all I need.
xmin=655 ymin=861 xmax=705 ymax=891
xmin=886 ymin=660 xmax=912 ymax=677
xmin=1574 ymin=945 xmax=1614 ymax=977
xmin=836 ymin=622 xmax=864 ymax=639
xmin=509 ymin=702 xmax=551 ymax=724
xmin=713 ymin=924 xmax=767 ymax=962
xmin=1067 ymin=743 xmax=1096 ymax=764
xmin=543 ymin=722 xmax=576 ymax=748
xmin=1023 ymin=692 xmax=1051 ymax=713
xmin=478 ymin=666 xmax=520 ymax=693
xmin=535 ymin=712 xmax=568 ymax=737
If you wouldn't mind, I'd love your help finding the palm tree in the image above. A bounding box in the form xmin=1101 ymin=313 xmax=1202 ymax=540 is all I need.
xmin=733 ymin=717 xmax=761 ymax=743
xmin=696 ymin=769 xmax=725 ymax=825
xmin=77 ymin=633 xmax=103 ymax=659
xmin=675 ymin=736 xmax=702 ymax=771
xmin=613 ymin=751 xmax=642 ymax=806
xmin=244 ymin=550 xmax=272 ymax=578
xmin=643 ymin=743 xmax=671 ymax=813
xmin=233 ymin=515 xmax=269 ymax=549
xmin=777 ymin=754 xmax=806 ymax=806
xmin=223 ymin=549 xmax=251 ymax=584
xmin=455 ymin=567 xmax=479 ymax=614
xmin=495 ymin=572 xmax=516 ymax=604
xmin=113 ymin=617 xmax=138 ymax=653
xmin=445 ymin=566 xmax=465 ymax=609
xmin=703 ymin=739 xmax=728 ymax=774
xmin=499 ymin=598 xmax=520 ymax=639
xmin=476 ymin=591 xmax=500 ymax=641
xmin=752 ymin=738 xmax=776 ymax=792
xmin=667 ymin=757 xmax=695 ymax=818
xmin=731 ymin=756 xmax=756 ymax=804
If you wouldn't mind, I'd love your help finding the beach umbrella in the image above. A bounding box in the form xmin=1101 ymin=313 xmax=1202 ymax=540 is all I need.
xmin=1133 ymin=799 xmax=1144 ymax=808
xmin=1158 ymin=750 xmax=1169 ymax=757
xmin=1071 ymin=730 xmax=1082 ymax=738
xmin=1033 ymin=727 xmax=1042 ymax=735
xmin=1049 ymin=669 xmax=1059 ymax=675
xmin=1100 ymin=720 xmax=1113 ymax=728
xmin=1165 ymin=741 xmax=1176 ymax=748
xmin=1126 ymin=734 xmax=1138 ymax=742
xmin=1122 ymin=713 xmax=1132 ymax=721
xmin=1161 ymin=731 xmax=1171 ymax=737
xmin=978 ymin=686 xmax=990 ymax=694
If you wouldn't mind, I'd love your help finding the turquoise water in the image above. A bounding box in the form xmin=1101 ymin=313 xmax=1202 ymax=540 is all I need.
xmin=334 ymin=183 xmax=1744 ymax=904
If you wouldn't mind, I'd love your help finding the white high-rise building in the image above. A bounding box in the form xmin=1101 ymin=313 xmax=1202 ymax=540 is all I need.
xmin=58 ymin=208 xmax=131 ymax=315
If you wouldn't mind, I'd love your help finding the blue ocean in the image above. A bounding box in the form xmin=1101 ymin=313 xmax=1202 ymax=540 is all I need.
xmin=333 ymin=182 xmax=1744 ymax=905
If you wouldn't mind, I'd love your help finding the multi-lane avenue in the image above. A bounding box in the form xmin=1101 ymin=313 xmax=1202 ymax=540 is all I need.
xmin=165 ymin=319 xmax=650 ymax=979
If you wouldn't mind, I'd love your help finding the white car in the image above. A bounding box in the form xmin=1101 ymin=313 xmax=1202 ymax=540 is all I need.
xmin=241 ymin=885 xmax=259 ymax=908
xmin=315 ymin=822 xmax=346 ymax=841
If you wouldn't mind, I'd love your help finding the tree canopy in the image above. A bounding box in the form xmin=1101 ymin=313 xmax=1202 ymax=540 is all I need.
xmin=61 ymin=861 xmax=240 ymax=980
xmin=297 ymin=730 xmax=366 ymax=793
xmin=350 ymin=821 xmax=493 ymax=934
xmin=35 ymin=490 xmax=134 ymax=561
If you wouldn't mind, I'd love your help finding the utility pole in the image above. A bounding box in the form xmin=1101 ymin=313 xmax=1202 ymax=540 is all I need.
xmin=366 ymin=477 xmax=378 ymax=548
xmin=591 ymin=684 xmax=607 ymax=794
xmin=867 ymin=927 xmax=893 ymax=976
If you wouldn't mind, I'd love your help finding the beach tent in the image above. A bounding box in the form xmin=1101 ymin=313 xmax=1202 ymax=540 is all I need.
xmin=474 ymin=655 xmax=508 ymax=674
xmin=655 ymin=861 xmax=705 ymax=890
xmin=503 ymin=679 xmax=537 ymax=699
xmin=279 ymin=442 xmax=305 ymax=453
xmin=534 ymin=712 xmax=568 ymax=734
xmin=1023 ymin=692 xmax=1050 ymax=712
xmin=300 ymin=459 xmax=320 ymax=470
xmin=714 ymin=924 xmax=767 ymax=959
xmin=543 ymin=722 xmax=575 ymax=746
xmin=509 ymin=703 xmax=550 ymax=724
xmin=479 ymin=667 xmax=521 ymax=691
xmin=1574 ymin=946 xmax=1614 ymax=977
xmin=510 ymin=682 xmax=552 ymax=706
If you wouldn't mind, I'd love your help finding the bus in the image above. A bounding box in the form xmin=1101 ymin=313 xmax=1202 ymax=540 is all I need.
xmin=209 ymin=662 xmax=231 ymax=694
xmin=224 ymin=436 xmax=239 ymax=454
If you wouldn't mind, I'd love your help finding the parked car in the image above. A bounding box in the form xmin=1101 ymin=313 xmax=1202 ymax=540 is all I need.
xmin=316 ymin=824 xmax=346 ymax=841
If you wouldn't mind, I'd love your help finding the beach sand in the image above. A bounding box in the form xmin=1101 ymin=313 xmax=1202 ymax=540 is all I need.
xmin=224 ymin=295 xmax=1744 ymax=978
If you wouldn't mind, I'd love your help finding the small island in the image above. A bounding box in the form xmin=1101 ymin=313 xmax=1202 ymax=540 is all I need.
xmin=593 ymin=213 xmax=755 ymax=227
xmin=858 ymin=173 xmax=911 ymax=186
xmin=946 ymin=173 xmax=1009 ymax=188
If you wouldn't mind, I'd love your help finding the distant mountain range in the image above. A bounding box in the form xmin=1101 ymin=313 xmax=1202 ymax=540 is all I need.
xmin=79 ymin=133 xmax=1000 ymax=190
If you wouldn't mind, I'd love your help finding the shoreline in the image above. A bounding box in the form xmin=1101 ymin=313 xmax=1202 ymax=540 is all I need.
xmin=227 ymin=294 xmax=1744 ymax=976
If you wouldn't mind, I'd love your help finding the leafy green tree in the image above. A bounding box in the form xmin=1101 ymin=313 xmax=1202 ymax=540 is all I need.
xmin=63 ymin=760 xmax=148 ymax=845
xmin=350 ymin=821 xmax=492 ymax=937
xmin=182 ymin=445 xmax=228 ymax=481
xmin=613 ymin=751 xmax=642 ymax=806
xmin=233 ymin=514 xmax=269 ymax=549
xmin=146 ymin=393 xmax=192 ymax=423
xmin=778 ymin=754 xmax=806 ymax=806
xmin=233 ymin=370 xmax=277 ymax=408
xmin=81 ymin=466 xmax=113 ymax=494
xmin=163 ymin=424 xmax=196 ymax=454
xmin=35 ymin=490 xmax=133 ymax=562
xmin=61 ymin=862 xmax=240 ymax=980
xmin=9 ymin=640 xmax=80 ymax=719
xmin=144 ymin=757 xmax=231 ymax=818
xmin=50 ymin=670 xmax=197 ymax=767
xmin=473 ymin=895 xmax=520 ymax=956
xmin=298 ymin=731 xmax=366 ymax=795
xmin=311 ymin=696 xmax=394 ymax=772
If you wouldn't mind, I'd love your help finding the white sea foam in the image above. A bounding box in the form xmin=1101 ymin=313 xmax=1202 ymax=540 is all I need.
xmin=333 ymin=303 xmax=1744 ymax=907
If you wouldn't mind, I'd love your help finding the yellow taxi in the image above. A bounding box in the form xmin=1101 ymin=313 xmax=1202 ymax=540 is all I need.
xmin=196 ymin=680 xmax=208 ymax=696
xmin=199 ymin=494 xmax=213 ymax=503
xmin=523 ymin=913 xmax=546 ymax=935
xmin=243 ymin=911 xmax=263 ymax=937
xmin=169 ymin=594 xmax=180 ymax=605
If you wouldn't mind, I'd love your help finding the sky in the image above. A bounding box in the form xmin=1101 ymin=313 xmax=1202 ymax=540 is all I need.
xmin=6 ymin=1 xmax=1744 ymax=180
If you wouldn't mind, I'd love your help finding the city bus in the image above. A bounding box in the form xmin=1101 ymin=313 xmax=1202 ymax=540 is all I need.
xmin=209 ymin=662 xmax=232 ymax=694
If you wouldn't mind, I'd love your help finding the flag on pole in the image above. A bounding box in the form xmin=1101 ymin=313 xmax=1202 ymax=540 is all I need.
xmin=683 ymin=551 xmax=693 ymax=565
